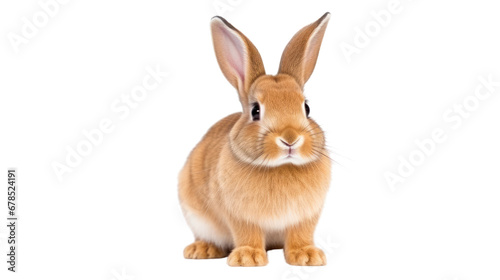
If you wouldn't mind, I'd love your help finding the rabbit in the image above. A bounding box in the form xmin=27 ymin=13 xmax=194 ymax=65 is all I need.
xmin=178 ymin=12 xmax=332 ymax=266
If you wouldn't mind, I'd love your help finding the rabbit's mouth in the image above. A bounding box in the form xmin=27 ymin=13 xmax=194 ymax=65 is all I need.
xmin=276 ymin=135 xmax=304 ymax=160
xmin=279 ymin=148 xmax=309 ymax=165
xmin=285 ymin=147 xmax=298 ymax=158
xmin=279 ymin=154 xmax=309 ymax=166
xmin=283 ymin=145 xmax=294 ymax=158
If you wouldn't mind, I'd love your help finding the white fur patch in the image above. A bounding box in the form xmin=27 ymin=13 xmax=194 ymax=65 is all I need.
xmin=182 ymin=205 xmax=233 ymax=248
xmin=258 ymin=209 xmax=303 ymax=232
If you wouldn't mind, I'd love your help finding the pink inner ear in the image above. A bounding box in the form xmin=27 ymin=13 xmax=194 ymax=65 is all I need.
xmin=219 ymin=27 xmax=246 ymax=85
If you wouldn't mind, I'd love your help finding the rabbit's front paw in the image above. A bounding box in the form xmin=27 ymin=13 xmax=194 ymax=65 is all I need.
xmin=285 ymin=246 xmax=326 ymax=266
xmin=183 ymin=240 xmax=228 ymax=259
xmin=227 ymin=246 xmax=268 ymax=266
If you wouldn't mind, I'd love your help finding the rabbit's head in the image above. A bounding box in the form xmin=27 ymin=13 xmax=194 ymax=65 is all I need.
xmin=211 ymin=13 xmax=330 ymax=167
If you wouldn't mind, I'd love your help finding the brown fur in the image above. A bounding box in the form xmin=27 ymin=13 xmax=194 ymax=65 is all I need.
xmin=179 ymin=13 xmax=331 ymax=266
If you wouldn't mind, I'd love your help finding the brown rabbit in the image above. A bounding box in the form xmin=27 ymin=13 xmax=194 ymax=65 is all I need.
xmin=178 ymin=12 xmax=331 ymax=266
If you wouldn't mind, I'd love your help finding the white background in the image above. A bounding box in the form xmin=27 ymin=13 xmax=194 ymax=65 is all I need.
xmin=1 ymin=0 xmax=500 ymax=279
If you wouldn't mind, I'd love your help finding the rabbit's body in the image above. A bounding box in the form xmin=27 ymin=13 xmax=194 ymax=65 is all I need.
xmin=179 ymin=13 xmax=332 ymax=266
xmin=179 ymin=112 xmax=331 ymax=249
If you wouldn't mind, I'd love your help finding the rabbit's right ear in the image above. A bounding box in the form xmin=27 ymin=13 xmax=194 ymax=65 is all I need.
xmin=211 ymin=16 xmax=266 ymax=104
xmin=278 ymin=12 xmax=330 ymax=88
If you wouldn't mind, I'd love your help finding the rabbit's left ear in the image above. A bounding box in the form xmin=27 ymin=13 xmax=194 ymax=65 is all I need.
xmin=278 ymin=12 xmax=330 ymax=88
xmin=211 ymin=16 xmax=266 ymax=104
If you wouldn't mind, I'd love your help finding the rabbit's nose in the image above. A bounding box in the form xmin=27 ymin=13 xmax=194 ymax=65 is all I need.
xmin=277 ymin=135 xmax=304 ymax=152
xmin=280 ymin=139 xmax=294 ymax=147
xmin=280 ymin=128 xmax=300 ymax=146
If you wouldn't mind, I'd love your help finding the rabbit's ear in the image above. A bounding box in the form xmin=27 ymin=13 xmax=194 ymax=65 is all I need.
xmin=278 ymin=12 xmax=330 ymax=88
xmin=211 ymin=16 xmax=266 ymax=102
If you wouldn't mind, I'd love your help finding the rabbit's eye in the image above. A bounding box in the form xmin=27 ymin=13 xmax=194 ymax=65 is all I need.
xmin=251 ymin=103 xmax=260 ymax=121
xmin=305 ymin=103 xmax=310 ymax=117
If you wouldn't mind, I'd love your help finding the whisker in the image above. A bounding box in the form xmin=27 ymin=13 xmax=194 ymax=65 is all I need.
xmin=309 ymin=131 xmax=325 ymax=137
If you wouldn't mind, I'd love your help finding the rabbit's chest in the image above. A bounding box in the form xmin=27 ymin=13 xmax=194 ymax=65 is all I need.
xmin=216 ymin=150 xmax=331 ymax=230
xmin=221 ymin=173 xmax=328 ymax=231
